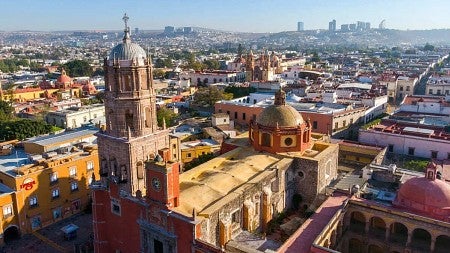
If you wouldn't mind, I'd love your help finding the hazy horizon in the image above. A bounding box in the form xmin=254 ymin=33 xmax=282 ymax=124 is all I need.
xmin=1 ymin=0 xmax=450 ymax=33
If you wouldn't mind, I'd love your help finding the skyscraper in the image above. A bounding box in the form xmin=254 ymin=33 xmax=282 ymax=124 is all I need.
xmin=297 ymin=21 xmax=304 ymax=31
xmin=328 ymin=19 xmax=336 ymax=31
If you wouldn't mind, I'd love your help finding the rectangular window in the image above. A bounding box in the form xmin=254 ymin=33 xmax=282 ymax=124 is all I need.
xmin=50 ymin=172 xmax=58 ymax=184
xmin=111 ymin=199 xmax=121 ymax=216
xmin=234 ymin=112 xmax=237 ymax=119
xmin=334 ymin=122 xmax=339 ymax=130
xmin=154 ymin=239 xmax=164 ymax=253
xmin=388 ymin=144 xmax=394 ymax=152
xmin=343 ymin=120 xmax=347 ymax=127
xmin=429 ymin=89 xmax=433 ymax=94
xmin=3 ymin=205 xmax=13 ymax=218
xmin=53 ymin=207 xmax=61 ymax=220
xmin=437 ymin=90 xmax=441 ymax=95
xmin=408 ymin=147 xmax=415 ymax=156
xmin=431 ymin=151 xmax=438 ymax=159
xmin=399 ymin=86 xmax=403 ymax=91
xmin=313 ymin=121 xmax=318 ymax=129
xmin=87 ymin=161 xmax=94 ymax=171
xmin=406 ymin=86 xmax=410 ymax=91
xmin=242 ymin=113 xmax=246 ymax=120
xmin=52 ymin=188 xmax=60 ymax=199
xmin=29 ymin=196 xmax=38 ymax=207
xmin=187 ymin=153 xmax=192 ymax=158
xmin=71 ymin=182 xmax=79 ymax=192
xmin=69 ymin=167 xmax=77 ymax=178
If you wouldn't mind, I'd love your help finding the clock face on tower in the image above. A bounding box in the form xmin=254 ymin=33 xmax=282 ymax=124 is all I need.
xmin=151 ymin=177 xmax=161 ymax=191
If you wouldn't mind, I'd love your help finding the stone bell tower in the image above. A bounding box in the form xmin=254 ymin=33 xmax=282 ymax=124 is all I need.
xmin=97 ymin=14 xmax=170 ymax=196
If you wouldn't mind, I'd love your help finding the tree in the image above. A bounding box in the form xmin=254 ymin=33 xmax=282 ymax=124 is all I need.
xmin=63 ymin=60 xmax=93 ymax=77
xmin=423 ymin=43 xmax=435 ymax=52
xmin=192 ymin=86 xmax=233 ymax=108
xmin=0 ymin=100 xmax=13 ymax=121
xmin=203 ymin=59 xmax=220 ymax=70
xmin=156 ymin=107 xmax=178 ymax=128
xmin=237 ymin=44 xmax=244 ymax=56
xmin=0 ymin=119 xmax=57 ymax=141
xmin=153 ymin=69 xmax=166 ymax=79
xmin=224 ymin=86 xmax=256 ymax=99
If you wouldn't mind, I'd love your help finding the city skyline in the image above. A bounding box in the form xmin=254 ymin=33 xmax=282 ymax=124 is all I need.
xmin=1 ymin=0 xmax=450 ymax=32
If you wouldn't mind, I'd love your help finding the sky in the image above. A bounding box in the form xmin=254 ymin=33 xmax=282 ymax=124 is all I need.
xmin=1 ymin=0 xmax=450 ymax=32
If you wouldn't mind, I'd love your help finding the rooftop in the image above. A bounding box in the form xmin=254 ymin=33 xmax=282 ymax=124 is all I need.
xmin=24 ymin=127 xmax=98 ymax=147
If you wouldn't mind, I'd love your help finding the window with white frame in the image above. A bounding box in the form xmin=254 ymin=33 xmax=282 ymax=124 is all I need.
xmin=87 ymin=161 xmax=94 ymax=171
xmin=29 ymin=196 xmax=38 ymax=207
xmin=52 ymin=188 xmax=60 ymax=199
xmin=50 ymin=172 xmax=58 ymax=183
xmin=71 ymin=181 xmax=78 ymax=191
xmin=69 ymin=167 xmax=77 ymax=178
xmin=3 ymin=205 xmax=13 ymax=218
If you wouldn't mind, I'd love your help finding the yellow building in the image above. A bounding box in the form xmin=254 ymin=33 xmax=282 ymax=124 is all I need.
xmin=0 ymin=88 xmax=59 ymax=102
xmin=180 ymin=139 xmax=221 ymax=163
xmin=0 ymin=128 xmax=100 ymax=244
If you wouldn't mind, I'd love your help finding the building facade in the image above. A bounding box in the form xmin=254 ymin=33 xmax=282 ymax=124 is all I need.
xmin=92 ymin=17 xmax=339 ymax=253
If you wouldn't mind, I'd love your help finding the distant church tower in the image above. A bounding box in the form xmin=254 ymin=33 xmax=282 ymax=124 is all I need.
xmin=97 ymin=14 xmax=171 ymax=196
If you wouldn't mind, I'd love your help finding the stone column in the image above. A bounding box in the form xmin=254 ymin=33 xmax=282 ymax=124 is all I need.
xmin=219 ymin=218 xmax=231 ymax=248
xmin=365 ymin=220 xmax=370 ymax=234
xmin=431 ymin=237 xmax=436 ymax=252
xmin=261 ymin=188 xmax=272 ymax=232
xmin=406 ymin=231 xmax=413 ymax=247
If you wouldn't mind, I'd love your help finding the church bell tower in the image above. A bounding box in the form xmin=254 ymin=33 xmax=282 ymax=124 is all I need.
xmin=97 ymin=14 xmax=170 ymax=196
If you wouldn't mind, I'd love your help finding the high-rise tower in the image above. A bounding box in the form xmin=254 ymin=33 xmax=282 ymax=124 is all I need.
xmin=97 ymin=14 xmax=171 ymax=196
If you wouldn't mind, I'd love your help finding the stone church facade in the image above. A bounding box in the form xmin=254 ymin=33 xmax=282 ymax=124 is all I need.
xmin=92 ymin=15 xmax=339 ymax=253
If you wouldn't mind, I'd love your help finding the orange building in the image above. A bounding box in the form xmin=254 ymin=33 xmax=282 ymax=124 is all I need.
xmin=0 ymin=128 xmax=100 ymax=244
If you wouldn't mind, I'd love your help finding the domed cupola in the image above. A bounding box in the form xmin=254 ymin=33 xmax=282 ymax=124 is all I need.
xmin=394 ymin=162 xmax=450 ymax=221
xmin=107 ymin=13 xmax=147 ymax=67
xmin=249 ymin=89 xmax=311 ymax=154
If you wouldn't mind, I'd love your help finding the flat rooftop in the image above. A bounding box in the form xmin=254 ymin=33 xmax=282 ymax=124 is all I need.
xmin=0 ymin=148 xmax=30 ymax=176
xmin=24 ymin=128 xmax=98 ymax=147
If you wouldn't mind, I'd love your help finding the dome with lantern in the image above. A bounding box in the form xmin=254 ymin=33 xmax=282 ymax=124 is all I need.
xmin=394 ymin=162 xmax=450 ymax=221
xmin=107 ymin=14 xmax=147 ymax=66
xmin=249 ymin=89 xmax=311 ymax=154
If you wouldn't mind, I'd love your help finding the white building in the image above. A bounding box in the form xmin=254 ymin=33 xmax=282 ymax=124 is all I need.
xmin=45 ymin=104 xmax=105 ymax=129
xmin=426 ymin=75 xmax=450 ymax=96
xmin=359 ymin=123 xmax=450 ymax=160
xmin=179 ymin=71 xmax=246 ymax=86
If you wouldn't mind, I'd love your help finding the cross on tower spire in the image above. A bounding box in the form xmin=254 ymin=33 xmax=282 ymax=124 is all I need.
xmin=122 ymin=13 xmax=131 ymax=43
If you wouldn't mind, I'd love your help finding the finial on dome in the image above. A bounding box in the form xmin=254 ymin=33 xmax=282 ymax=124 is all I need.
xmin=122 ymin=13 xmax=131 ymax=43
xmin=274 ymin=88 xmax=286 ymax=106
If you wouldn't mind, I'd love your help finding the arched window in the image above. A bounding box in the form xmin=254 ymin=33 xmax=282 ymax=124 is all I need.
xmin=303 ymin=130 xmax=309 ymax=143
xmin=145 ymin=107 xmax=151 ymax=127
xmin=137 ymin=162 xmax=144 ymax=179
xmin=125 ymin=110 xmax=134 ymax=130
xmin=261 ymin=132 xmax=271 ymax=147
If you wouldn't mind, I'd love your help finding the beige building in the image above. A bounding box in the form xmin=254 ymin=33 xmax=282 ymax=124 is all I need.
xmin=45 ymin=104 xmax=105 ymax=129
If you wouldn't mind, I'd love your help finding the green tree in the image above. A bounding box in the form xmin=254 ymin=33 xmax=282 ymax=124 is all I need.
xmin=423 ymin=43 xmax=435 ymax=51
xmin=153 ymin=69 xmax=166 ymax=79
xmin=63 ymin=60 xmax=93 ymax=77
xmin=0 ymin=119 xmax=57 ymax=141
xmin=203 ymin=59 xmax=220 ymax=70
xmin=156 ymin=107 xmax=178 ymax=127
xmin=192 ymin=86 xmax=233 ymax=107
xmin=0 ymin=100 xmax=13 ymax=121
xmin=224 ymin=86 xmax=256 ymax=98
